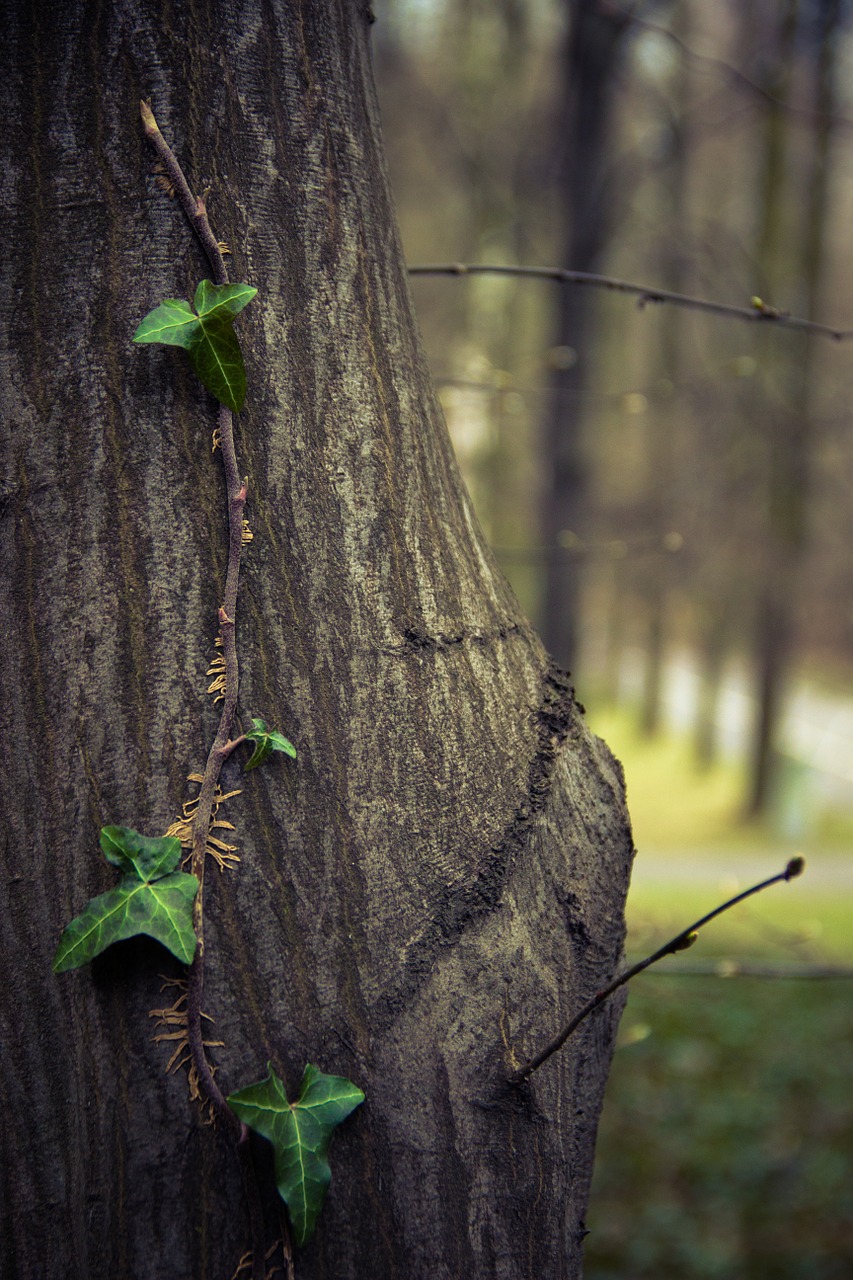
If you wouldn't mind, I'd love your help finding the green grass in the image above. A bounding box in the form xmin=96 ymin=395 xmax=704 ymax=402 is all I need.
xmin=586 ymin=702 xmax=853 ymax=959
xmin=582 ymin=701 xmax=846 ymax=854
xmin=587 ymin=982 xmax=853 ymax=1280
xmin=581 ymin=702 xmax=853 ymax=1278
xmin=588 ymin=704 xmax=754 ymax=849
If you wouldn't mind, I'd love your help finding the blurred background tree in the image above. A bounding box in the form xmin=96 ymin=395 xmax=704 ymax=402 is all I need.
xmin=375 ymin=1 xmax=853 ymax=1275
xmin=377 ymin=0 xmax=853 ymax=828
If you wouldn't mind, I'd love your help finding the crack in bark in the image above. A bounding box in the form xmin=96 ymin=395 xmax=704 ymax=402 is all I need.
xmin=390 ymin=621 xmax=523 ymax=654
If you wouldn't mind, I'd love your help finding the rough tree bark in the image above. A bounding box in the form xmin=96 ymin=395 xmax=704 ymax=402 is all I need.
xmin=0 ymin=4 xmax=634 ymax=1278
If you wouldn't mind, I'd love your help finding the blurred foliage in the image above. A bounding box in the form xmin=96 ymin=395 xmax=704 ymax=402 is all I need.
xmin=587 ymin=980 xmax=853 ymax=1279
xmin=586 ymin=701 xmax=853 ymax=954
xmin=377 ymin=0 xmax=853 ymax=814
xmin=585 ymin=700 xmax=853 ymax=1277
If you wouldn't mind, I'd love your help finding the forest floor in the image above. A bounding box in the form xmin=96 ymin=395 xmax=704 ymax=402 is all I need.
xmin=583 ymin=702 xmax=853 ymax=1279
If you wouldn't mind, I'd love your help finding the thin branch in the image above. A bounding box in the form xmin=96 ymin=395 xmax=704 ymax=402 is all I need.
xmin=141 ymin=101 xmax=261 ymax=1279
xmin=222 ymin=733 xmax=249 ymax=757
xmin=492 ymin=534 xmax=683 ymax=563
xmin=640 ymin=960 xmax=853 ymax=979
xmin=508 ymin=857 xmax=806 ymax=1086
xmin=408 ymin=264 xmax=853 ymax=341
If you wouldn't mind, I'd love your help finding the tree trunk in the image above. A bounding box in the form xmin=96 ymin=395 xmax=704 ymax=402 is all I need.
xmin=639 ymin=0 xmax=691 ymax=740
xmin=746 ymin=0 xmax=838 ymax=816
xmin=694 ymin=610 xmax=728 ymax=771
xmin=0 ymin=4 xmax=634 ymax=1278
xmin=539 ymin=0 xmax=631 ymax=670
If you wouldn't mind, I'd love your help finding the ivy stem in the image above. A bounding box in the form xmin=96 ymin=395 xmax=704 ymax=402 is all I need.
xmin=508 ymin=857 xmax=806 ymax=1086
xmin=189 ymin=435 xmax=246 ymax=961
xmin=140 ymin=101 xmax=228 ymax=287
xmin=184 ymin=436 xmax=245 ymax=1108
xmin=141 ymin=102 xmax=264 ymax=1270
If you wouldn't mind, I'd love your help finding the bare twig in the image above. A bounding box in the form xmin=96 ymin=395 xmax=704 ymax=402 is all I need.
xmin=640 ymin=960 xmax=853 ymax=979
xmin=508 ymin=857 xmax=806 ymax=1086
xmin=408 ymin=263 xmax=853 ymax=341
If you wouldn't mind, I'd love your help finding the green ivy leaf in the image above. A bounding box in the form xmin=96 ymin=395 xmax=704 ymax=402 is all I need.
xmin=131 ymin=297 xmax=198 ymax=346
xmin=133 ymin=280 xmax=257 ymax=412
xmin=194 ymin=279 xmax=257 ymax=320
xmin=99 ymin=826 xmax=182 ymax=879
xmin=186 ymin=312 xmax=246 ymax=412
xmin=228 ymin=1063 xmax=364 ymax=1247
xmin=53 ymin=828 xmax=198 ymax=973
xmin=244 ymin=717 xmax=297 ymax=772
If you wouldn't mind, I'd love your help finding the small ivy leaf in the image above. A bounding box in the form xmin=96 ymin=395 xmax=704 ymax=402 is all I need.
xmin=133 ymin=281 xmax=257 ymax=412
xmin=265 ymin=729 xmax=297 ymax=757
xmin=243 ymin=737 xmax=273 ymax=771
xmin=53 ymin=826 xmax=198 ymax=973
xmin=99 ymin=827 xmax=182 ymax=880
xmin=228 ymin=1063 xmax=364 ymax=1247
xmin=132 ymin=298 xmax=198 ymax=347
xmin=194 ymin=279 xmax=258 ymax=320
xmin=244 ymin=717 xmax=297 ymax=772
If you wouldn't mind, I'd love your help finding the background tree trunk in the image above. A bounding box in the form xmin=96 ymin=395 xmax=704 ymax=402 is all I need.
xmin=745 ymin=0 xmax=838 ymax=816
xmin=638 ymin=0 xmax=691 ymax=740
xmin=540 ymin=0 xmax=631 ymax=670
xmin=0 ymin=3 xmax=634 ymax=1277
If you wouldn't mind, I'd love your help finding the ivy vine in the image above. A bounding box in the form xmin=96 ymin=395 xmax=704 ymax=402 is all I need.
xmin=53 ymin=101 xmax=363 ymax=1278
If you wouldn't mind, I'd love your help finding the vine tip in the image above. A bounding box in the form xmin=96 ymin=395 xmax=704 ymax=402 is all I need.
xmin=140 ymin=99 xmax=159 ymax=136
